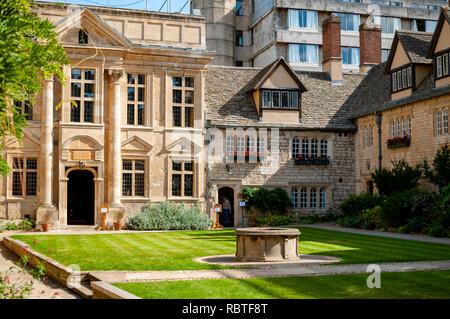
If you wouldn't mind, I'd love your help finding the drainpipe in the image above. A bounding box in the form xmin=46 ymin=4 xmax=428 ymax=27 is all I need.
xmin=375 ymin=112 xmax=382 ymax=169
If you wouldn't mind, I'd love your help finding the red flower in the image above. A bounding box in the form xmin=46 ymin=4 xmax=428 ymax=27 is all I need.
xmin=33 ymin=239 xmax=38 ymax=244
xmin=48 ymin=248 xmax=53 ymax=252
xmin=24 ymin=248 xmax=29 ymax=252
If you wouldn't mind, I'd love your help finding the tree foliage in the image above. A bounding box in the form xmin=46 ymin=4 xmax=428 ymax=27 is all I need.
xmin=0 ymin=0 xmax=69 ymax=174
xmin=371 ymin=160 xmax=422 ymax=196
xmin=421 ymin=144 xmax=450 ymax=189
xmin=242 ymin=187 xmax=292 ymax=214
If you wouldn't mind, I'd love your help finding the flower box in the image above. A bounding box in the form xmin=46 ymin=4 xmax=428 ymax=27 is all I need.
xmin=294 ymin=156 xmax=330 ymax=165
xmin=387 ymin=136 xmax=411 ymax=149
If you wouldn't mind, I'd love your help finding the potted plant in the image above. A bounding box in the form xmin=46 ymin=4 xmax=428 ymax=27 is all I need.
xmin=41 ymin=209 xmax=56 ymax=232
xmin=113 ymin=209 xmax=125 ymax=231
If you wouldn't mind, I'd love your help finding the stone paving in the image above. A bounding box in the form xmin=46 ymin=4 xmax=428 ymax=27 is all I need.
xmin=0 ymin=231 xmax=79 ymax=299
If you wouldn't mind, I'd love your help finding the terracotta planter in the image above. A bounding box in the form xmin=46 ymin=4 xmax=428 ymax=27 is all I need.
xmin=113 ymin=222 xmax=122 ymax=231
xmin=42 ymin=223 xmax=51 ymax=232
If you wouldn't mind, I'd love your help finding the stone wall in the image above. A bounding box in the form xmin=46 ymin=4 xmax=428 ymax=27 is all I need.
xmin=207 ymin=129 xmax=356 ymax=223
xmin=355 ymin=93 xmax=450 ymax=193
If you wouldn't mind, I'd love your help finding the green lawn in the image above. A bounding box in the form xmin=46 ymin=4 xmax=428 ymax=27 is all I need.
xmin=114 ymin=270 xmax=450 ymax=299
xmin=12 ymin=227 xmax=450 ymax=271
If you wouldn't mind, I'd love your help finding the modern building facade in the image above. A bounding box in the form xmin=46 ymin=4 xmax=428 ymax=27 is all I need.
xmin=191 ymin=0 xmax=444 ymax=71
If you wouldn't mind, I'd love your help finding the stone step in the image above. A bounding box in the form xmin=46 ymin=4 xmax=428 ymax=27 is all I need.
xmin=71 ymin=281 xmax=93 ymax=299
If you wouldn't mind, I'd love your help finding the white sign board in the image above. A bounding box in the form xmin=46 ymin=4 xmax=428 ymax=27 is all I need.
xmin=101 ymin=207 xmax=108 ymax=213
xmin=239 ymin=201 xmax=246 ymax=207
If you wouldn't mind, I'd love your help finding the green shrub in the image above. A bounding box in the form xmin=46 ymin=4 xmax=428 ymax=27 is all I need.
xmin=242 ymin=187 xmax=292 ymax=214
xmin=360 ymin=206 xmax=385 ymax=230
xmin=1 ymin=218 xmax=34 ymax=231
xmin=339 ymin=192 xmax=384 ymax=217
xmin=371 ymin=160 xmax=422 ymax=196
xmin=297 ymin=213 xmax=339 ymax=224
xmin=381 ymin=190 xmax=436 ymax=227
xmin=336 ymin=216 xmax=361 ymax=228
xmin=398 ymin=216 xmax=430 ymax=234
xmin=126 ymin=202 xmax=213 ymax=231
xmin=422 ymin=144 xmax=450 ymax=189
xmin=256 ymin=215 xmax=295 ymax=226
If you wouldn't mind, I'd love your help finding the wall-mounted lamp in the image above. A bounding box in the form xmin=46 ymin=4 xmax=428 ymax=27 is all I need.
xmin=226 ymin=164 xmax=232 ymax=175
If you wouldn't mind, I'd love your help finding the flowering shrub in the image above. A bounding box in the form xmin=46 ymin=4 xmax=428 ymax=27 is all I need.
xmin=294 ymin=154 xmax=329 ymax=160
xmin=0 ymin=255 xmax=46 ymax=299
xmin=387 ymin=135 xmax=411 ymax=149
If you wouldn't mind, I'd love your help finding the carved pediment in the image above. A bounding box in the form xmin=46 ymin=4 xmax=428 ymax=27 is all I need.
xmin=55 ymin=8 xmax=132 ymax=49
xmin=164 ymin=136 xmax=202 ymax=157
xmin=62 ymin=135 xmax=103 ymax=161
xmin=121 ymin=136 xmax=152 ymax=153
xmin=63 ymin=135 xmax=103 ymax=150
xmin=5 ymin=132 xmax=40 ymax=151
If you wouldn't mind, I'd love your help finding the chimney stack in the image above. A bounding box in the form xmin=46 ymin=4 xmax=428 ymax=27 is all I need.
xmin=322 ymin=15 xmax=342 ymax=83
xmin=359 ymin=23 xmax=382 ymax=73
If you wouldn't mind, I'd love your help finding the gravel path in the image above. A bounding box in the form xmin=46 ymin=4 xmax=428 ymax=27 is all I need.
xmin=90 ymin=260 xmax=450 ymax=283
xmin=0 ymin=231 xmax=79 ymax=299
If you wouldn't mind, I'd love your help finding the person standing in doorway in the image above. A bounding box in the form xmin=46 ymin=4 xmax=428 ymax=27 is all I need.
xmin=221 ymin=195 xmax=231 ymax=227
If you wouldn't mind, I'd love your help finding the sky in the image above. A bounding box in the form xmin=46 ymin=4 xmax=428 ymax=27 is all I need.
xmin=35 ymin=0 xmax=191 ymax=14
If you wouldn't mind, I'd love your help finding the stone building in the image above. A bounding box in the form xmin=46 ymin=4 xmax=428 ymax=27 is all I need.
xmin=0 ymin=2 xmax=214 ymax=227
xmin=0 ymin=1 xmax=448 ymax=229
xmin=204 ymin=57 xmax=365 ymax=226
xmin=191 ymin=0 xmax=443 ymax=70
xmin=352 ymin=7 xmax=450 ymax=193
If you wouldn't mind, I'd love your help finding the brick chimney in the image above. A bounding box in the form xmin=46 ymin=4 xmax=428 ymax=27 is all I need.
xmin=359 ymin=23 xmax=382 ymax=73
xmin=322 ymin=15 xmax=342 ymax=83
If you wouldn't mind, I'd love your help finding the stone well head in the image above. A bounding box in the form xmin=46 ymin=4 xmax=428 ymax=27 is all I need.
xmin=235 ymin=227 xmax=300 ymax=262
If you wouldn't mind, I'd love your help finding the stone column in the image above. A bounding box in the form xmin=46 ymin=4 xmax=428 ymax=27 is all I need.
xmin=108 ymin=69 xmax=124 ymax=210
xmin=36 ymin=76 xmax=57 ymax=228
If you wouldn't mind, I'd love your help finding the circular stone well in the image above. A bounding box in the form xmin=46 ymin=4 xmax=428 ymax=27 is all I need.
xmin=235 ymin=227 xmax=300 ymax=262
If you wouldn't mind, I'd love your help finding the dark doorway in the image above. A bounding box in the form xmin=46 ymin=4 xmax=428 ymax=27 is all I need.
xmin=67 ymin=170 xmax=95 ymax=225
xmin=218 ymin=187 xmax=234 ymax=227
xmin=367 ymin=180 xmax=374 ymax=193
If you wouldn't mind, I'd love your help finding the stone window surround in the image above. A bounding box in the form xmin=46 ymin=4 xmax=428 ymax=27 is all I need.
xmin=13 ymin=100 xmax=33 ymax=121
xmin=434 ymin=106 xmax=449 ymax=137
xmin=63 ymin=64 xmax=102 ymax=124
xmin=390 ymin=115 xmax=412 ymax=138
xmin=121 ymin=157 xmax=148 ymax=198
xmin=289 ymin=134 xmax=330 ymax=159
xmin=290 ymin=185 xmax=329 ymax=211
xmin=168 ymin=156 xmax=197 ymax=199
xmin=435 ymin=48 xmax=450 ymax=80
xmin=170 ymin=73 xmax=196 ymax=128
xmin=70 ymin=67 xmax=96 ymax=123
xmin=391 ymin=64 xmax=413 ymax=94
xmin=126 ymin=73 xmax=146 ymax=126
xmin=363 ymin=124 xmax=374 ymax=148
xmin=7 ymin=153 xmax=39 ymax=200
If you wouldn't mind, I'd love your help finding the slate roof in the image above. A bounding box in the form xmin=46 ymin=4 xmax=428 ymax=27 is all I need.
xmin=397 ymin=31 xmax=433 ymax=64
xmin=351 ymin=61 xmax=450 ymax=119
xmin=205 ymin=65 xmax=365 ymax=131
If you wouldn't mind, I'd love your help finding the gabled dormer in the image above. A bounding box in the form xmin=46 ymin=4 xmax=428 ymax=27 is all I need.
xmin=427 ymin=8 xmax=450 ymax=88
xmin=247 ymin=57 xmax=307 ymax=124
xmin=385 ymin=31 xmax=433 ymax=101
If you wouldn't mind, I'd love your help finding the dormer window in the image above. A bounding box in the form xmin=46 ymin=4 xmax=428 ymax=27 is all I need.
xmin=261 ymin=89 xmax=299 ymax=109
xmin=435 ymin=51 xmax=449 ymax=79
xmin=391 ymin=65 xmax=412 ymax=93
xmin=79 ymin=29 xmax=88 ymax=44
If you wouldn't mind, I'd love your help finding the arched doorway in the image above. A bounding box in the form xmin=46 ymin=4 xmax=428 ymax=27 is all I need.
xmin=67 ymin=170 xmax=95 ymax=225
xmin=218 ymin=187 xmax=234 ymax=227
